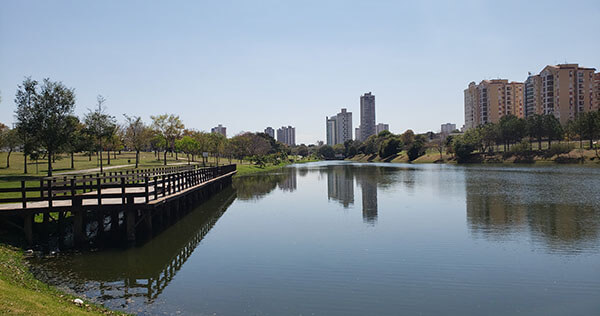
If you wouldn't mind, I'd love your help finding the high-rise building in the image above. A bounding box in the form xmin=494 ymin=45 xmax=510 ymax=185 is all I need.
xmin=264 ymin=127 xmax=275 ymax=139
xmin=359 ymin=92 xmax=376 ymax=141
xmin=463 ymin=79 xmax=523 ymax=129
xmin=355 ymin=127 xmax=361 ymax=141
xmin=441 ymin=123 xmax=456 ymax=135
xmin=326 ymin=116 xmax=337 ymax=145
xmin=594 ymin=72 xmax=600 ymax=111
xmin=375 ymin=123 xmax=389 ymax=134
xmin=277 ymin=126 xmax=296 ymax=146
xmin=524 ymin=74 xmax=542 ymax=117
xmin=464 ymin=82 xmax=480 ymax=130
xmin=539 ymin=64 xmax=596 ymax=124
xmin=211 ymin=124 xmax=226 ymax=138
xmin=326 ymin=108 xmax=353 ymax=146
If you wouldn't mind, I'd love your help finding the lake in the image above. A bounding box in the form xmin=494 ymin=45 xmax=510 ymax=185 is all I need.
xmin=30 ymin=162 xmax=600 ymax=315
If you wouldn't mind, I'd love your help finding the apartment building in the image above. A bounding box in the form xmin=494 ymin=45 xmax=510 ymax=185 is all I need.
xmin=375 ymin=123 xmax=389 ymax=134
xmin=326 ymin=108 xmax=353 ymax=145
xmin=277 ymin=126 xmax=296 ymax=146
xmin=539 ymin=64 xmax=596 ymax=124
xmin=211 ymin=124 xmax=227 ymax=138
xmin=264 ymin=127 xmax=275 ymax=139
xmin=524 ymin=74 xmax=542 ymax=117
xmin=464 ymin=79 xmax=524 ymax=129
xmin=595 ymin=72 xmax=600 ymax=110
xmin=359 ymin=92 xmax=376 ymax=141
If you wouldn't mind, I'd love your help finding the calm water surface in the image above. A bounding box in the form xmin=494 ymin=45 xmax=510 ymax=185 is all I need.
xmin=30 ymin=162 xmax=600 ymax=315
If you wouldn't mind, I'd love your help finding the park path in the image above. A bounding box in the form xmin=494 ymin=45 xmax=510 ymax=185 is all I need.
xmin=55 ymin=161 xmax=194 ymax=175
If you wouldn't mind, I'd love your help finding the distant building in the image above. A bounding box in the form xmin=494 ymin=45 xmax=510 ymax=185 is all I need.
xmin=375 ymin=123 xmax=389 ymax=134
xmin=463 ymin=79 xmax=523 ymax=129
xmin=264 ymin=127 xmax=275 ymax=139
xmin=594 ymin=72 xmax=600 ymax=110
xmin=358 ymin=92 xmax=376 ymax=141
xmin=277 ymin=126 xmax=296 ymax=146
xmin=211 ymin=124 xmax=226 ymax=138
xmin=355 ymin=127 xmax=361 ymax=141
xmin=441 ymin=123 xmax=456 ymax=135
xmin=524 ymin=73 xmax=542 ymax=118
xmin=326 ymin=108 xmax=353 ymax=145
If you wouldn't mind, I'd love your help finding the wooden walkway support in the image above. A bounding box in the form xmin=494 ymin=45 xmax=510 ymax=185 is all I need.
xmin=0 ymin=164 xmax=237 ymax=247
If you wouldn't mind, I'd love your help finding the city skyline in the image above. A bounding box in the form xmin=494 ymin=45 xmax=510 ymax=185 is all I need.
xmin=1 ymin=1 xmax=599 ymax=144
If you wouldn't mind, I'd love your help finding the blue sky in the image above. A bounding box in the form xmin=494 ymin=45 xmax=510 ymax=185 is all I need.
xmin=1 ymin=0 xmax=599 ymax=144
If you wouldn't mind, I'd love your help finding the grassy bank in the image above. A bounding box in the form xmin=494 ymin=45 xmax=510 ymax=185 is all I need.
xmin=0 ymin=244 xmax=127 ymax=315
xmin=349 ymin=148 xmax=600 ymax=165
xmin=235 ymin=158 xmax=319 ymax=177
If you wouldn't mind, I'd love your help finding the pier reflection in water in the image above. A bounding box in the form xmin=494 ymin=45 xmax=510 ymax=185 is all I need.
xmin=29 ymin=162 xmax=600 ymax=315
xmin=30 ymin=187 xmax=236 ymax=311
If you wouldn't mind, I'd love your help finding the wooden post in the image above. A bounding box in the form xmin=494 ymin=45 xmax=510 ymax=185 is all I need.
xmin=73 ymin=196 xmax=84 ymax=247
xmin=24 ymin=213 xmax=33 ymax=245
xmin=47 ymin=179 xmax=53 ymax=209
xmin=21 ymin=181 xmax=26 ymax=209
xmin=145 ymin=177 xmax=149 ymax=203
xmin=126 ymin=196 xmax=136 ymax=245
xmin=153 ymin=176 xmax=158 ymax=200
xmin=121 ymin=177 xmax=126 ymax=205
xmin=97 ymin=177 xmax=102 ymax=206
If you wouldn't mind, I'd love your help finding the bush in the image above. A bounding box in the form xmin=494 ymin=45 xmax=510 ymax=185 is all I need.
xmin=511 ymin=140 xmax=534 ymax=162
xmin=407 ymin=139 xmax=425 ymax=161
xmin=379 ymin=137 xmax=402 ymax=158
xmin=543 ymin=143 xmax=574 ymax=159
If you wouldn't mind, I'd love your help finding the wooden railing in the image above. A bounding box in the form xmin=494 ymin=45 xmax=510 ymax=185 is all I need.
xmin=0 ymin=165 xmax=236 ymax=209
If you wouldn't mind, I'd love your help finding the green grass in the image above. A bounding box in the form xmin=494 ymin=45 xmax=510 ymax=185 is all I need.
xmin=234 ymin=157 xmax=319 ymax=177
xmin=0 ymin=244 xmax=128 ymax=315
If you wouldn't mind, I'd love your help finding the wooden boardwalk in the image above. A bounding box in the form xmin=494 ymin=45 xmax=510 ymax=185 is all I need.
xmin=0 ymin=164 xmax=237 ymax=247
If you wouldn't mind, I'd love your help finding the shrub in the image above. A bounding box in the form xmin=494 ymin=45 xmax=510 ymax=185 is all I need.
xmin=543 ymin=143 xmax=574 ymax=159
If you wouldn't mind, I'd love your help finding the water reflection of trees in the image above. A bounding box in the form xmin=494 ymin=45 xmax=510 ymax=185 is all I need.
xmin=466 ymin=172 xmax=600 ymax=253
xmin=30 ymin=187 xmax=237 ymax=308
xmin=233 ymin=168 xmax=297 ymax=200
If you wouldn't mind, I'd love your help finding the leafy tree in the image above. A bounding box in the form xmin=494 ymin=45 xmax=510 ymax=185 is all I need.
xmin=151 ymin=114 xmax=185 ymax=165
xmin=527 ymin=114 xmax=545 ymax=149
xmin=63 ymin=115 xmax=86 ymax=169
xmin=407 ymin=135 xmax=426 ymax=161
xmin=124 ymin=115 xmax=152 ymax=168
xmin=208 ymin=132 xmax=226 ymax=166
xmin=578 ymin=111 xmax=600 ymax=149
xmin=400 ymin=129 xmax=415 ymax=146
xmin=1 ymin=127 xmax=20 ymax=168
xmin=175 ymin=135 xmax=199 ymax=165
xmin=83 ymin=95 xmax=116 ymax=173
xmin=543 ymin=114 xmax=563 ymax=148
xmin=379 ymin=137 xmax=402 ymax=158
xmin=13 ymin=77 xmax=39 ymax=174
xmin=318 ymin=145 xmax=335 ymax=159
xmin=14 ymin=78 xmax=76 ymax=176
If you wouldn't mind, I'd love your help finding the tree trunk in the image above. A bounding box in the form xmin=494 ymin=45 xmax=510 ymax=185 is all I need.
xmin=175 ymin=152 xmax=178 ymax=160
xmin=89 ymin=153 xmax=92 ymax=161
xmin=590 ymin=139 xmax=594 ymax=150
xmin=164 ymin=151 xmax=167 ymax=166
xmin=135 ymin=150 xmax=139 ymax=168
xmin=107 ymin=150 xmax=111 ymax=165
xmin=47 ymin=150 xmax=53 ymax=177
xmin=100 ymin=150 xmax=104 ymax=172
xmin=187 ymin=154 xmax=190 ymax=165
xmin=6 ymin=149 xmax=12 ymax=168
xmin=23 ymin=153 xmax=28 ymax=174
xmin=71 ymin=152 xmax=75 ymax=169
xmin=114 ymin=151 xmax=117 ymax=159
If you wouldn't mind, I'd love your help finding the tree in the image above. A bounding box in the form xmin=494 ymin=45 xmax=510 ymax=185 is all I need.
xmin=318 ymin=145 xmax=335 ymax=159
xmin=543 ymin=114 xmax=563 ymax=148
xmin=407 ymin=135 xmax=426 ymax=161
xmin=151 ymin=114 xmax=185 ymax=165
xmin=13 ymin=77 xmax=39 ymax=174
xmin=527 ymin=114 xmax=545 ymax=150
xmin=1 ymin=127 xmax=20 ymax=168
xmin=63 ymin=115 xmax=86 ymax=169
xmin=578 ymin=111 xmax=600 ymax=149
xmin=175 ymin=135 xmax=199 ymax=165
xmin=14 ymin=78 xmax=76 ymax=176
xmin=124 ymin=115 xmax=152 ymax=168
xmin=208 ymin=132 xmax=226 ymax=166
xmin=400 ymin=130 xmax=415 ymax=146
xmin=84 ymin=95 xmax=116 ymax=173
xmin=379 ymin=137 xmax=402 ymax=158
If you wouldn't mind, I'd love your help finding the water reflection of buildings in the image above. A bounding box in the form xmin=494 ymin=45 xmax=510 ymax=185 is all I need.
xmin=277 ymin=168 xmax=297 ymax=192
xmin=30 ymin=188 xmax=238 ymax=309
xmin=327 ymin=166 xmax=354 ymax=208
xmin=465 ymin=173 xmax=600 ymax=253
xmin=323 ymin=165 xmax=380 ymax=224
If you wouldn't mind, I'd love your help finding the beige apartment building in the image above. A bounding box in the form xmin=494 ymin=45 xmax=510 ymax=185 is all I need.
xmin=539 ymin=64 xmax=596 ymax=124
xmin=464 ymin=63 xmax=598 ymax=130
xmin=464 ymin=79 xmax=523 ymax=128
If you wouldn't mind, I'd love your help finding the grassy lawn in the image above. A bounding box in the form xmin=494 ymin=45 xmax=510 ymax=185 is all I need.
xmin=0 ymin=244 xmax=127 ymax=315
